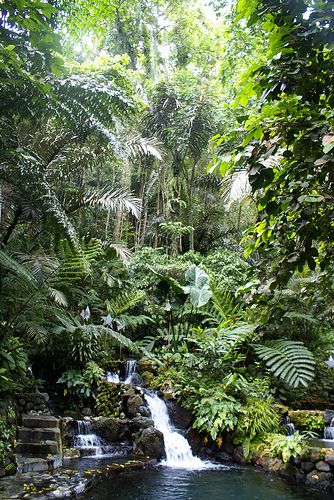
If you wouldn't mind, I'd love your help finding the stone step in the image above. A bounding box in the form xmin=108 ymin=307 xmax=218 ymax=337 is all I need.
xmin=15 ymin=440 xmax=60 ymax=456
xmin=22 ymin=414 xmax=60 ymax=429
xmin=17 ymin=426 xmax=60 ymax=443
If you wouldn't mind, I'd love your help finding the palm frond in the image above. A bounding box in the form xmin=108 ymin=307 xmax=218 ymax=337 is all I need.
xmin=84 ymin=186 xmax=142 ymax=219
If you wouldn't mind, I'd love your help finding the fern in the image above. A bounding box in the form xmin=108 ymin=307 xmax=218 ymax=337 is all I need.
xmin=203 ymin=289 xmax=243 ymax=326
xmin=53 ymin=238 xmax=104 ymax=284
xmin=253 ymin=340 xmax=315 ymax=388
xmin=105 ymin=290 xmax=146 ymax=317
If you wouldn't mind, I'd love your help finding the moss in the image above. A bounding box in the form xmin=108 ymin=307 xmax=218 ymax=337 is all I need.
xmin=95 ymin=381 xmax=122 ymax=418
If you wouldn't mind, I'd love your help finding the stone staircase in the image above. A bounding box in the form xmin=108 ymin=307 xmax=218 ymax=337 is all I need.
xmin=16 ymin=414 xmax=63 ymax=472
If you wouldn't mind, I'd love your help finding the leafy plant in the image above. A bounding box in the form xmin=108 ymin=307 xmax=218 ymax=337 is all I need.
xmin=269 ymin=432 xmax=308 ymax=463
xmin=253 ymin=340 xmax=315 ymax=388
xmin=192 ymin=388 xmax=243 ymax=440
xmin=182 ymin=265 xmax=212 ymax=308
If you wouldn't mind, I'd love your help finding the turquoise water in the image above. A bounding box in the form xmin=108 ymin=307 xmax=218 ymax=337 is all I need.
xmin=83 ymin=465 xmax=331 ymax=499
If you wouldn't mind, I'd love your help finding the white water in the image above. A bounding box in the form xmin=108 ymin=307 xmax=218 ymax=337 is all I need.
xmin=145 ymin=392 xmax=211 ymax=470
xmin=106 ymin=371 xmax=120 ymax=383
xmin=74 ymin=420 xmax=104 ymax=456
xmin=324 ymin=417 xmax=334 ymax=439
xmin=285 ymin=416 xmax=296 ymax=436
xmin=124 ymin=360 xmax=137 ymax=384
xmin=105 ymin=360 xmax=137 ymax=385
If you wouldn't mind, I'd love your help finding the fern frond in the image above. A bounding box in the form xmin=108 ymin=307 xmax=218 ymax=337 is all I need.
xmin=0 ymin=250 xmax=37 ymax=285
xmin=105 ymin=290 xmax=146 ymax=317
xmin=253 ymin=340 xmax=315 ymax=388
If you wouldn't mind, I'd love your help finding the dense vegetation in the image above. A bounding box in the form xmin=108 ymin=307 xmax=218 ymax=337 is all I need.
xmin=1 ymin=0 xmax=334 ymax=466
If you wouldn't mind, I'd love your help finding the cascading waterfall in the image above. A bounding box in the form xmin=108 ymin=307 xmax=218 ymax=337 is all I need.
xmin=124 ymin=360 xmax=137 ymax=384
xmin=285 ymin=416 xmax=296 ymax=436
xmin=74 ymin=420 xmax=104 ymax=456
xmin=324 ymin=417 xmax=334 ymax=439
xmin=105 ymin=360 xmax=137 ymax=385
xmin=106 ymin=372 xmax=120 ymax=383
xmin=145 ymin=392 xmax=209 ymax=469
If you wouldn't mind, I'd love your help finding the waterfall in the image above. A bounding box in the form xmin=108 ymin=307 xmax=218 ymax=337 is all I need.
xmin=145 ymin=392 xmax=208 ymax=469
xmin=285 ymin=416 xmax=296 ymax=436
xmin=106 ymin=372 xmax=120 ymax=383
xmin=124 ymin=360 xmax=137 ymax=384
xmin=105 ymin=360 xmax=137 ymax=385
xmin=324 ymin=417 xmax=334 ymax=439
xmin=74 ymin=420 xmax=104 ymax=456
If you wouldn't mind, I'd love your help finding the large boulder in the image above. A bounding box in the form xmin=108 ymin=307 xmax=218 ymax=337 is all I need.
xmin=94 ymin=417 xmax=129 ymax=442
xmin=166 ymin=401 xmax=192 ymax=430
xmin=129 ymin=417 xmax=154 ymax=434
xmin=127 ymin=395 xmax=145 ymax=418
xmin=133 ymin=427 xmax=166 ymax=460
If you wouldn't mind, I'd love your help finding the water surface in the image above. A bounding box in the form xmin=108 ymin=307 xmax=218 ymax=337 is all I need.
xmin=83 ymin=465 xmax=331 ymax=500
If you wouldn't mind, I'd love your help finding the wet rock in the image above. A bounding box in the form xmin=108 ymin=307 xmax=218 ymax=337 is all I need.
xmin=316 ymin=460 xmax=331 ymax=472
xmin=233 ymin=446 xmax=246 ymax=465
xmin=62 ymin=448 xmax=81 ymax=459
xmin=216 ymin=451 xmax=234 ymax=464
xmin=130 ymin=417 xmax=154 ymax=434
xmin=81 ymin=407 xmax=92 ymax=416
xmin=130 ymin=373 xmax=143 ymax=386
xmin=306 ymin=470 xmax=333 ymax=489
xmin=325 ymin=451 xmax=334 ymax=466
xmin=138 ymin=406 xmax=151 ymax=418
xmin=166 ymin=401 xmax=192 ymax=430
xmin=301 ymin=461 xmax=314 ymax=473
xmin=127 ymin=395 xmax=145 ymax=417
xmin=133 ymin=427 xmax=166 ymax=460
xmin=94 ymin=417 xmax=128 ymax=442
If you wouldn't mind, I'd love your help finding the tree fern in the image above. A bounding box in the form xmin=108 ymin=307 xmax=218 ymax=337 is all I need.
xmin=253 ymin=340 xmax=315 ymax=388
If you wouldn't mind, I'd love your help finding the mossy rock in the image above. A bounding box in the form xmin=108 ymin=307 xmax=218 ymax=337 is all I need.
xmin=137 ymin=358 xmax=157 ymax=375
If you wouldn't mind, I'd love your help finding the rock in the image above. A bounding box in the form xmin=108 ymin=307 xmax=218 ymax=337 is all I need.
xmin=122 ymin=386 xmax=136 ymax=397
xmin=301 ymin=461 xmax=314 ymax=473
xmin=216 ymin=451 xmax=234 ymax=463
xmin=138 ymin=406 xmax=151 ymax=417
xmin=267 ymin=458 xmax=287 ymax=473
xmin=133 ymin=427 xmax=166 ymax=460
xmin=81 ymin=407 xmax=92 ymax=416
xmin=130 ymin=417 xmax=154 ymax=434
xmin=62 ymin=448 xmax=81 ymax=459
xmin=222 ymin=442 xmax=235 ymax=455
xmin=0 ymin=467 xmax=6 ymax=478
xmin=324 ymin=409 xmax=334 ymax=426
xmin=130 ymin=373 xmax=143 ymax=386
xmin=94 ymin=417 xmax=127 ymax=442
xmin=316 ymin=460 xmax=331 ymax=472
xmin=166 ymin=401 xmax=192 ymax=430
xmin=325 ymin=451 xmax=334 ymax=466
xmin=127 ymin=395 xmax=145 ymax=417
xmin=306 ymin=470 xmax=333 ymax=489
xmin=233 ymin=446 xmax=246 ymax=465
xmin=309 ymin=447 xmax=322 ymax=462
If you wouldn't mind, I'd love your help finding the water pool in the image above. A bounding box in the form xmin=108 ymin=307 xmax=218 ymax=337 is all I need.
xmin=83 ymin=465 xmax=331 ymax=499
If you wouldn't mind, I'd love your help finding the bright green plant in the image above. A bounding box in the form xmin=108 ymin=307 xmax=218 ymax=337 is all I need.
xmin=234 ymin=397 xmax=280 ymax=458
xmin=269 ymin=432 xmax=308 ymax=463
xmin=57 ymin=361 xmax=104 ymax=400
xmin=192 ymin=387 xmax=243 ymax=440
